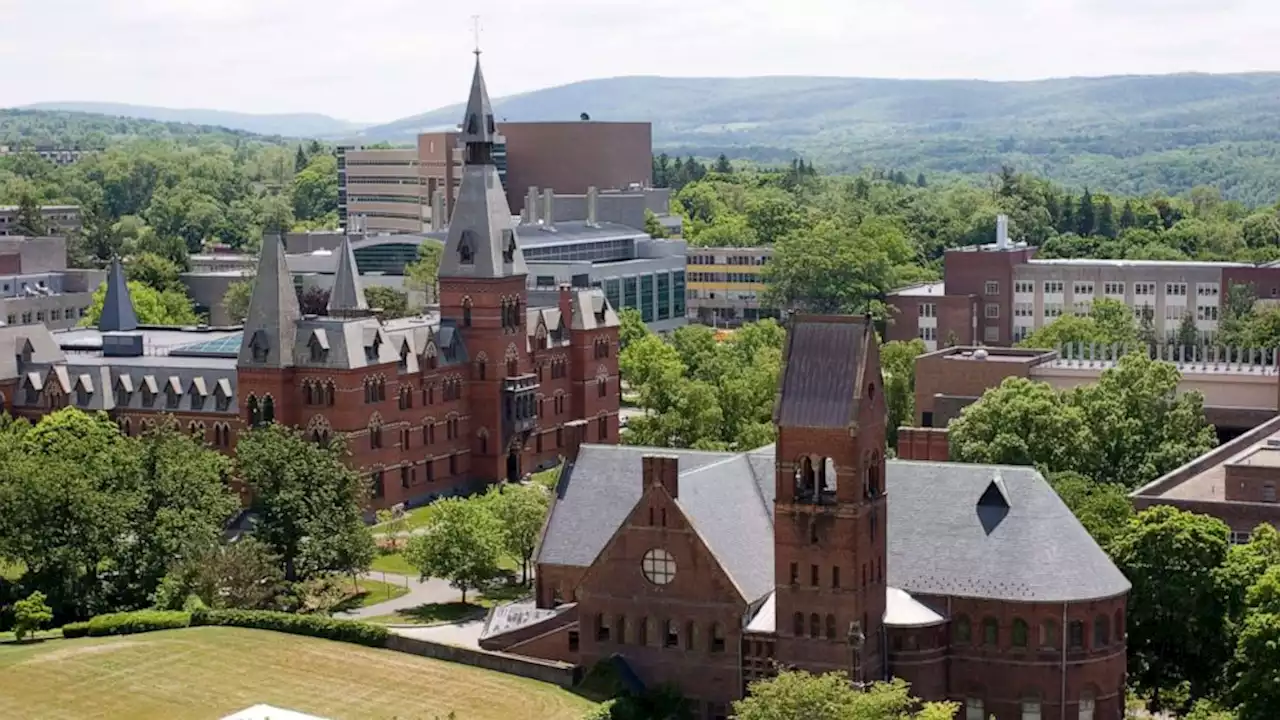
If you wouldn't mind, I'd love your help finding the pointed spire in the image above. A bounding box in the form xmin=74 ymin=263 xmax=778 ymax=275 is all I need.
xmin=460 ymin=54 xmax=497 ymax=148
xmin=238 ymin=234 xmax=301 ymax=368
xmin=326 ymin=236 xmax=369 ymax=317
xmin=98 ymin=257 xmax=139 ymax=332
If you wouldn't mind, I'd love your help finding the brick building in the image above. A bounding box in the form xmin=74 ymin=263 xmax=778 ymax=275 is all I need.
xmin=887 ymin=214 xmax=1280 ymax=350
xmin=480 ymin=315 xmax=1129 ymax=720
xmin=0 ymin=56 xmax=621 ymax=511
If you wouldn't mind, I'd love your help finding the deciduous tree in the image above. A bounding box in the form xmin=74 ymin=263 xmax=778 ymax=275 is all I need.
xmin=404 ymin=497 xmax=503 ymax=603
xmin=84 ymin=279 xmax=200 ymax=327
xmin=880 ymin=338 xmax=925 ymax=450
xmin=222 ymin=278 xmax=253 ymax=323
xmin=12 ymin=591 xmax=53 ymax=641
xmin=485 ymin=483 xmax=550 ymax=585
xmin=365 ymin=285 xmax=411 ymax=319
xmin=732 ymin=672 xmax=956 ymax=720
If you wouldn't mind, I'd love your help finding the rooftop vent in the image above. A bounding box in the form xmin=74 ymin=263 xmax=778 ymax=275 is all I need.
xmin=973 ymin=348 xmax=989 ymax=361
xmin=1266 ymin=438 xmax=1280 ymax=449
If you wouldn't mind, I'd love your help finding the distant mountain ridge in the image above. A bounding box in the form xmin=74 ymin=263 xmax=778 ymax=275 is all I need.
xmin=20 ymin=101 xmax=364 ymax=139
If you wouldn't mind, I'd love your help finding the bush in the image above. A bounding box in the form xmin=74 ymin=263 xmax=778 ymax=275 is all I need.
xmin=86 ymin=610 xmax=191 ymax=637
xmin=60 ymin=621 xmax=90 ymax=638
xmin=192 ymin=609 xmax=388 ymax=647
xmin=13 ymin=590 xmax=53 ymax=641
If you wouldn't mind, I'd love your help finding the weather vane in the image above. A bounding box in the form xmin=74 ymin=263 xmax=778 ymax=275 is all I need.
xmin=471 ymin=15 xmax=482 ymax=56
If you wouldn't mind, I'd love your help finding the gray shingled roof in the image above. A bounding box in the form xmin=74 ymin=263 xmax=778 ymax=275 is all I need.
xmin=327 ymin=235 xmax=369 ymax=316
xmin=238 ymin=235 xmax=301 ymax=368
xmin=775 ymin=317 xmax=867 ymax=429
xmin=537 ymin=444 xmax=1128 ymax=607
xmin=98 ymin=259 xmax=139 ymax=332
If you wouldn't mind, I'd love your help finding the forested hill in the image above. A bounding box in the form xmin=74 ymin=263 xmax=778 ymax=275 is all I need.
xmin=364 ymin=72 xmax=1280 ymax=205
xmin=0 ymin=108 xmax=278 ymax=148
xmin=21 ymin=102 xmax=362 ymax=139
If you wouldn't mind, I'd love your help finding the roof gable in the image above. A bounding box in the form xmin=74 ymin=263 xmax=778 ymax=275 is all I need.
xmin=774 ymin=315 xmax=869 ymax=429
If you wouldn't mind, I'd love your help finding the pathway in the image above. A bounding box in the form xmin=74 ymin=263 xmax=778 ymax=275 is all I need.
xmin=391 ymin=619 xmax=487 ymax=649
xmin=335 ymin=572 xmax=462 ymax=620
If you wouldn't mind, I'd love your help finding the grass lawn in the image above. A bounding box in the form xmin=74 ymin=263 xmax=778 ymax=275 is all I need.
xmin=333 ymin=577 xmax=410 ymax=611
xmin=370 ymin=549 xmax=417 ymax=576
xmin=365 ymin=582 xmax=532 ymax=626
xmin=0 ymin=626 xmax=594 ymax=720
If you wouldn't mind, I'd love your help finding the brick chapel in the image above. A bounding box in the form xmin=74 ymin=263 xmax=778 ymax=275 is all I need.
xmin=0 ymin=55 xmax=621 ymax=510
xmin=480 ymin=315 xmax=1130 ymax=720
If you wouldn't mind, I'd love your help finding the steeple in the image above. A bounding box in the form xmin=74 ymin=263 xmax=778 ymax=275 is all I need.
xmin=439 ymin=53 xmax=527 ymax=280
xmin=326 ymin=235 xmax=369 ymax=317
xmin=98 ymin=257 xmax=139 ymax=332
xmin=238 ymin=234 xmax=301 ymax=368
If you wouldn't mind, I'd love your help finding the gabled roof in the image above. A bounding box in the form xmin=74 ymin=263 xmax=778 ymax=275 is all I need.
xmin=326 ymin=235 xmax=369 ymax=317
xmin=238 ymin=234 xmax=301 ymax=368
xmin=98 ymin=258 xmax=139 ymax=333
xmin=569 ymin=290 xmax=618 ymax=330
xmin=774 ymin=315 xmax=869 ymax=429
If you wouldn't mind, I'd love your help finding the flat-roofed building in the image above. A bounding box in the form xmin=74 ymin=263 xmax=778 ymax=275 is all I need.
xmin=0 ymin=205 xmax=81 ymax=237
xmin=685 ymin=246 xmax=777 ymax=327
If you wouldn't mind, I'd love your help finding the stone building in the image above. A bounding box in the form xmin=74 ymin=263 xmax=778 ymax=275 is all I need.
xmin=482 ymin=315 xmax=1129 ymax=720
xmin=0 ymin=55 xmax=621 ymax=510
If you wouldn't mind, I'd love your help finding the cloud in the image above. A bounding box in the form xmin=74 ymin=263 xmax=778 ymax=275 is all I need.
xmin=1 ymin=0 xmax=1278 ymax=123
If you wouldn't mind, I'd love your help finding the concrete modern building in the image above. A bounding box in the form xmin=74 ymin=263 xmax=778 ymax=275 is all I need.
xmin=887 ymin=215 xmax=1280 ymax=350
xmin=499 ymin=122 xmax=651 ymax=216
xmin=686 ymin=247 xmax=778 ymax=326
xmin=909 ymin=344 xmax=1280 ymax=441
xmin=0 ymin=55 xmax=623 ymax=512
xmin=0 ymin=205 xmax=82 ymax=237
xmin=480 ymin=316 xmax=1130 ymax=720
xmin=0 ymin=236 xmax=103 ymax=330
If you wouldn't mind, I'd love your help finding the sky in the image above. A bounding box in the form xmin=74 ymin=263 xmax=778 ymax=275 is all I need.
xmin=2 ymin=0 xmax=1279 ymax=124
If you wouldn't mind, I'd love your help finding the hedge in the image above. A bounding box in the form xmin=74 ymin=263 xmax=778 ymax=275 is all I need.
xmin=191 ymin=609 xmax=389 ymax=647
xmin=87 ymin=610 xmax=191 ymax=636
xmin=60 ymin=621 xmax=90 ymax=639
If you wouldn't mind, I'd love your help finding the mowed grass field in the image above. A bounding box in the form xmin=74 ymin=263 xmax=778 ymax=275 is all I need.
xmin=0 ymin=626 xmax=594 ymax=720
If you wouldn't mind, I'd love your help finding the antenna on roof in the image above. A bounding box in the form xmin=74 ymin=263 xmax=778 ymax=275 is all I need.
xmin=471 ymin=15 xmax=482 ymax=56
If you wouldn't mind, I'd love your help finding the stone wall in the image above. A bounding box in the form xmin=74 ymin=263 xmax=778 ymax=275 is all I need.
xmin=385 ymin=634 xmax=580 ymax=688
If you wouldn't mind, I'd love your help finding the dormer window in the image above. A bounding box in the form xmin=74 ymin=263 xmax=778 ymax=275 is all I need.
xmin=502 ymin=230 xmax=517 ymax=264
xmin=486 ymin=115 xmax=495 ymax=134
xmin=458 ymin=232 xmax=476 ymax=265
xmin=466 ymin=114 xmax=479 ymax=135
xmin=249 ymin=332 xmax=269 ymax=363
xmin=365 ymin=333 xmax=382 ymax=362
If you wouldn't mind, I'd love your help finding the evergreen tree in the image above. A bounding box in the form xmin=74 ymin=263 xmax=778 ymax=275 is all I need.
xmin=1044 ymin=190 xmax=1061 ymax=227
xmin=713 ymin=153 xmax=733 ymax=174
xmin=1058 ymin=194 xmax=1076 ymax=235
xmin=1176 ymin=311 xmax=1200 ymax=356
xmin=1119 ymin=199 xmax=1138 ymax=230
xmin=1097 ymin=195 xmax=1117 ymax=239
xmin=294 ymin=145 xmax=308 ymax=173
xmin=915 ymin=172 xmax=927 ymax=188
xmin=12 ymin=193 xmax=46 ymax=237
xmin=653 ymin=153 xmax=671 ymax=188
xmin=1076 ymin=189 xmax=1097 ymax=236
xmin=307 ymin=139 xmax=323 ymax=156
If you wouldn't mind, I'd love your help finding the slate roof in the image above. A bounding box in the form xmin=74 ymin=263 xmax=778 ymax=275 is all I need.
xmin=98 ymin=258 xmax=138 ymax=332
xmin=774 ymin=316 xmax=868 ymax=429
xmin=537 ymin=444 xmax=1129 ymax=609
xmin=326 ymin=235 xmax=369 ymax=316
xmin=238 ymin=234 xmax=301 ymax=368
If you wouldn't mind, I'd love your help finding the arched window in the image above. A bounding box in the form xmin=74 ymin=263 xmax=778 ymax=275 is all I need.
xmin=710 ymin=622 xmax=725 ymax=653
xmin=795 ymin=456 xmax=815 ymax=499
xmin=476 ymin=360 xmax=486 ymax=380
xmin=262 ymin=396 xmax=275 ymax=424
xmin=597 ymin=376 xmax=607 ymax=398
xmin=793 ymin=612 xmax=804 ymax=637
xmin=508 ymin=356 xmax=518 ymax=377
xmin=1012 ymin=618 xmax=1029 ymax=648
xmin=1040 ymin=619 xmax=1058 ymax=649
xmin=1068 ymin=620 xmax=1085 ymax=650
xmin=369 ymin=415 xmax=383 ymax=449
xmin=616 ymin=615 xmax=627 ymax=645
xmin=866 ymin=454 xmax=881 ymax=498
xmin=246 ymin=394 xmax=260 ymax=427
xmin=965 ymin=697 xmax=985 ymax=720
xmin=1093 ymin=614 xmax=1110 ymax=646
xmin=825 ymin=614 xmax=836 ymax=640
xmin=466 ymin=113 xmax=479 ymax=135
xmin=462 ymin=297 xmax=473 ymax=327
xmin=982 ymin=617 xmax=998 ymax=646
xmin=458 ymin=233 xmax=475 ymax=265
xmin=954 ymin=615 xmax=971 ymax=644
xmin=121 ymin=418 xmax=132 ymax=437
xmin=1114 ymin=609 xmax=1125 ymax=640
xmin=1078 ymin=689 xmax=1096 ymax=720
xmin=821 ymin=457 xmax=836 ymax=494
xmin=809 ymin=613 xmax=820 ymax=638
xmin=478 ymin=429 xmax=488 ymax=455
xmin=638 ymin=616 xmax=649 ymax=646
xmin=1020 ymin=695 xmax=1042 ymax=720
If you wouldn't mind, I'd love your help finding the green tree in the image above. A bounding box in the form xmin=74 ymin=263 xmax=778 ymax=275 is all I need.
xmin=713 ymin=154 xmax=733 ymax=174
xmin=764 ymin=217 xmax=913 ymax=316
xmin=949 ymin=377 xmax=1092 ymax=472
xmin=1176 ymin=311 xmax=1200 ymax=353
xmin=405 ymin=242 xmax=443 ymax=304
xmin=404 ymin=497 xmax=503 ymax=603
xmin=365 ymin=285 xmax=411 ymax=319
xmin=1232 ymin=566 xmax=1280 ymax=719
xmin=12 ymin=591 xmax=53 ymax=641
xmin=1047 ymin=471 xmax=1133 ymax=549
xmin=643 ymin=209 xmax=668 ymax=239
xmin=732 ymin=672 xmax=957 ymax=720
xmin=1018 ymin=298 xmax=1139 ymax=349
xmin=294 ymin=145 xmax=308 ymax=173
xmin=881 ymin=338 xmax=926 ymax=449
xmin=12 ymin=192 xmax=46 ymax=236
xmin=1076 ymin=189 xmax=1096 ymax=236
xmin=485 ymin=483 xmax=551 ymax=585
xmin=1111 ymin=506 xmax=1231 ymax=706
xmin=617 ymin=307 xmax=650 ymax=350
xmin=222 ymin=278 xmax=254 ymax=323
xmin=292 ymin=154 xmax=338 ymax=221
xmin=84 ymin=279 xmax=200 ymax=327
xmin=259 ymin=193 xmax=295 ymax=237
xmin=155 ymin=537 xmax=286 ymax=611
xmin=1097 ymin=194 xmax=1117 ymax=238
xmin=235 ymin=424 xmax=374 ymax=582
xmin=375 ymin=507 xmax=409 ymax=552
xmin=125 ymin=251 xmax=183 ymax=292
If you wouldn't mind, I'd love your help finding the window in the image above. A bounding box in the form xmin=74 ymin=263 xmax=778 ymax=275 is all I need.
xmin=810 ymin=564 xmax=819 ymax=586
xmin=1093 ymin=614 xmax=1110 ymax=646
xmin=595 ymin=614 xmax=611 ymax=642
xmin=919 ymin=326 xmax=936 ymax=342
xmin=1165 ymin=305 xmax=1183 ymax=321
xmin=1043 ymin=281 xmax=1064 ymax=294
xmin=1104 ymin=282 xmax=1125 ymax=295
xmin=919 ymin=303 xmax=936 ymax=318
xmin=641 ymin=549 xmax=676 ymax=585
xmin=954 ymin=615 xmax=971 ymax=644
xmin=832 ymin=566 xmax=841 ymax=589
xmin=809 ymin=614 xmax=820 ymax=638
xmin=1265 ymin=483 xmax=1277 ymax=503
xmin=1040 ymin=619 xmax=1058 ymax=649
xmin=401 ymin=466 xmax=411 ymax=489
xmin=1073 ymin=281 xmax=1094 ymax=296
xmin=825 ymin=614 xmax=836 ymax=640
xmin=1073 ymin=301 xmax=1092 ymax=316
xmin=1197 ymin=283 xmax=1220 ymax=297
xmin=1044 ymin=303 xmax=1063 ymax=318
xmin=1012 ymin=618 xmax=1028 ymax=647
xmin=965 ymin=698 xmax=985 ymax=720
xmin=1134 ymin=282 xmax=1156 ymax=296
xmin=982 ymin=617 xmax=998 ymax=646
xmin=1015 ymin=281 xmax=1034 ymax=294
xmin=1197 ymin=305 xmax=1219 ymax=321
xmin=1068 ymin=620 xmax=1085 ymax=650
xmin=663 ymin=619 xmax=679 ymax=648
xmin=984 ymin=326 xmax=1000 ymax=343
xmin=984 ymin=281 xmax=1000 ymax=295
xmin=710 ymin=622 xmax=725 ymax=652
xmin=793 ymin=612 xmax=804 ymax=637
xmin=984 ymin=303 xmax=1000 ymax=319
xmin=568 ymin=630 xmax=579 ymax=652
xmin=1014 ymin=302 xmax=1034 ymax=317
xmin=1166 ymin=282 xmax=1187 ymax=296
xmin=371 ymin=471 xmax=384 ymax=499
xmin=1021 ymin=697 xmax=1042 ymax=720
xmin=789 ymin=562 xmax=798 ymax=585
xmin=1078 ymin=691 xmax=1095 ymax=720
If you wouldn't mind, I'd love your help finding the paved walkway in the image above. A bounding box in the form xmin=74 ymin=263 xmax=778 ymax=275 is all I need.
xmin=390 ymin=619 xmax=487 ymax=649
xmin=335 ymin=572 xmax=462 ymax=620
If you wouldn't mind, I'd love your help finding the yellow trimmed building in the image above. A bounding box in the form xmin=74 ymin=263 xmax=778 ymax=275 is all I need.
xmin=685 ymin=246 xmax=778 ymax=326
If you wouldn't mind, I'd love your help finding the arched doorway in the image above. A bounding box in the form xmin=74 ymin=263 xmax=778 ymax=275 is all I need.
xmin=507 ymin=448 xmax=520 ymax=482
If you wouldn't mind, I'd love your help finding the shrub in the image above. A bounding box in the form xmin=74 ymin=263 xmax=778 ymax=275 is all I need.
xmin=192 ymin=609 xmax=388 ymax=647
xmin=60 ymin=621 xmax=90 ymax=638
xmin=86 ymin=610 xmax=191 ymax=637
xmin=13 ymin=591 xmax=53 ymax=641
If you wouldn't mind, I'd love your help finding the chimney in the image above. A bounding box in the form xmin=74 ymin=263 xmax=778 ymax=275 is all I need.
xmin=525 ymin=186 xmax=540 ymax=224
xmin=642 ymin=454 xmax=680 ymax=499
xmin=996 ymin=214 xmax=1009 ymax=250
xmin=430 ymin=189 xmax=445 ymax=232
xmin=586 ymin=186 xmax=599 ymax=227
xmin=558 ymin=282 xmax=573 ymax=320
xmin=543 ymin=189 xmax=556 ymax=230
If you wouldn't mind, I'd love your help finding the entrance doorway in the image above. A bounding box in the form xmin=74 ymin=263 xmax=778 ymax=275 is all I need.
xmin=507 ymin=449 xmax=520 ymax=482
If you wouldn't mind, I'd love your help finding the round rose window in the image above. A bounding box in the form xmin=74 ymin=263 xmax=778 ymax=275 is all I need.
xmin=641 ymin=548 xmax=676 ymax=585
